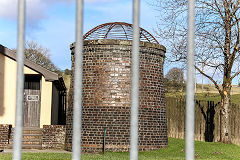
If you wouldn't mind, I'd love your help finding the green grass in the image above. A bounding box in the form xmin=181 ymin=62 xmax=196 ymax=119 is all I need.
xmin=195 ymin=93 xmax=240 ymax=105
xmin=195 ymin=93 xmax=221 ymax=102
xmin=1 ymin=138 xmax=240 ymax=160
xmin=0 ymin=153 xmax=72 ymax=160
xmin=166 ymin=91 xmax=240 ymax=105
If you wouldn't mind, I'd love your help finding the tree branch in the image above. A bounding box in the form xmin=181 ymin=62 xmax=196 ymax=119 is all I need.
xmin=230 ymin=1 xmax=240 ymax=20
xmin=229 ymin=13 xmax=240 ymax=69
xmin=230 ymin=17 xmax=240 ymax=80
xmin=214 ymin=0 xmax=225 ymax=22
xmin=195 ymin=65 xmax=222 ymax=94
xmin=230 ymin=70 xmax=240 ymax=81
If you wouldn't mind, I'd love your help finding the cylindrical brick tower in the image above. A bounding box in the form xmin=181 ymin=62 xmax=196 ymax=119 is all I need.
xmin=66 ymin=22 xmax=168 ymax=152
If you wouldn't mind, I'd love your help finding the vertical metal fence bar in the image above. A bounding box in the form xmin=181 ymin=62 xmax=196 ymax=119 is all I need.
xmin=72 ymin=0 xmax=84 ymax=160
xmin=186 ymin=0 xmax=195 ymax=160
xmin=130 ymin=0 xmax=140 ymax=159
xmin=13 ymin=0 xmax=26 ymax=160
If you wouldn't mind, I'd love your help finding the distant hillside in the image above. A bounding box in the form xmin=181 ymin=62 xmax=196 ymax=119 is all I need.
xmin=195 ymin=84 xmax=240 ymax=94
xmin=166 ymin=84 xmax=240 ymax=105
xmin=62 ymin=73 xmax=71 ymax=92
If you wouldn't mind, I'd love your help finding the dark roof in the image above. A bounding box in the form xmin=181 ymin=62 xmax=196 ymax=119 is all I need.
xmin=54 ymin=77 xmax=66 ymax=91
xmin=83 ymin=22 xmax=159 ymax=44
xmin=0 ymin=44 xmax=64 ymax=87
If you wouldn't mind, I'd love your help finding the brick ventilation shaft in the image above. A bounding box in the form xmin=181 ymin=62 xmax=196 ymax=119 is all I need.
xmin=66 ymin=22 xmax=168 ymax=152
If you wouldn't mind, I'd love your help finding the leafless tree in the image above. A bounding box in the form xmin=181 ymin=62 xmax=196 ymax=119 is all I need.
xmin=25 ymin=41 xmax=59 ymax=72
xmin=13 ymin=41 xmax=59 ymax=72
xmin=154 ymin=0 xmax=240 ymax=143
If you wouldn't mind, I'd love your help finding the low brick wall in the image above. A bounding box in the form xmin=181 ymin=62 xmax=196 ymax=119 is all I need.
xmin=42 ymin=125 xmax=66 ymax=149
xmin=0 ymin=124 xmax=11 ymax=149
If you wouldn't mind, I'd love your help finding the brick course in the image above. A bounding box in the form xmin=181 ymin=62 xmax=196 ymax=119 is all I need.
xmin=42 ymin=125 xmax=66 ymax=150
xmin=0 ymin=124 xmax=11 ymax=149
xmin=66 ymin=39 xmax=168 ymax=152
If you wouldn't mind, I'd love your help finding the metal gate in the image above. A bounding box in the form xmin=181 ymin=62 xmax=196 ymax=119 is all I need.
xmin=13 ymin=0 xmax=196 ymax=160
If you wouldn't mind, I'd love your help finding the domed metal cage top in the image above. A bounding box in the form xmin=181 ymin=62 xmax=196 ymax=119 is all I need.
xmin=83 ymin=22 xmax=159 ymax=44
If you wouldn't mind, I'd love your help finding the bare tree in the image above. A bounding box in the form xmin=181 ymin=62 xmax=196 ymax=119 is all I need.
xmin=154 ymin=0 xmax=240 ymax=143
xmin=24 ymin=41 xmax=59 ymax=72
xmin=13 ymin=41 xmax=59 ymax=73
xmin=13 ymin=41 xmax=59 ymax=72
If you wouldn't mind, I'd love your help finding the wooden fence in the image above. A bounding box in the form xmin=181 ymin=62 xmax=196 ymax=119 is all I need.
xmin=166 ymin=97 xmax=240 ymax=145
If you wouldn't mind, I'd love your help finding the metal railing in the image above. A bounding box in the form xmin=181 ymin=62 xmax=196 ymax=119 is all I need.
xmin=12 ymin=0 xmax=195 ymax=159
xmin=72 ymin=0 xmax=84 ymax=159
xmin=13 ymin=0 xmax=25 ymax=159
xmin=130 ymin=0 xmax=140 ymax=159
xmin=186 ymin=0 xmax=196 ymax=159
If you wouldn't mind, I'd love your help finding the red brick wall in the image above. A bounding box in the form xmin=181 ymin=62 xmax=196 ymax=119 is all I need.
xmin=0 ymin=124 xmax=11 ymax=149
xmin=66 ymin=39 xmax=168 ymax=152
xmin=42 ymin=125 xmax=66 ymax=149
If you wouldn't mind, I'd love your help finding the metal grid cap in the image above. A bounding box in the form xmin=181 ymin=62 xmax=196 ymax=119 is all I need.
xmin=83 ymin=22 xmax=159 ymax=44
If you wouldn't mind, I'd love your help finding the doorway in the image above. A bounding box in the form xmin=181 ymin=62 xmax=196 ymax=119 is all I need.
xmin=23 ymin=75 xmax=41 ymax=127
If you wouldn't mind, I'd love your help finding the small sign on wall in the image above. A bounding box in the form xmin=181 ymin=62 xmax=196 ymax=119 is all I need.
xmin=27 ymin=95 xmax=39 ymax=101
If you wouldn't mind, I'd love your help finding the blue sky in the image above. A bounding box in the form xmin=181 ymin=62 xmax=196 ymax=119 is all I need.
xmin=2 ymin=0 xmax=235 ymax=85
xmin=0 ymin=0 xmax=163 ymax=70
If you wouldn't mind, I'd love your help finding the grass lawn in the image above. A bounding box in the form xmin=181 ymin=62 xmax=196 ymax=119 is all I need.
xmin=166 ymin=91 xmax=240 ymax=105
xmin=1 ymin=138 xmax=240 ymax=160
xmin=195 ymin=93 xmax=240 ymax=104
